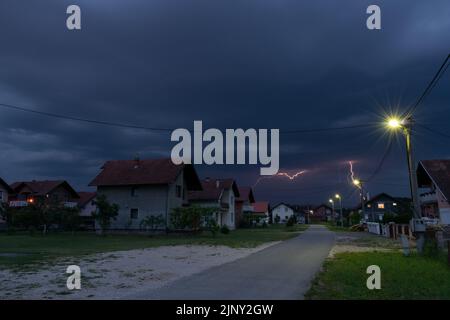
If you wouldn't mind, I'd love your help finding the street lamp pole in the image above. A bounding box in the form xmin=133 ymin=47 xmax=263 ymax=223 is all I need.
xmin=335 ymin=194 xmax=343 ymax=226
xmin=403 ymin=118 xmax=421 ymax=218
xmin=329 ymin=199 xmax=335 ymax=223
xmin=353 ymin=179 xmax=366 ymax=222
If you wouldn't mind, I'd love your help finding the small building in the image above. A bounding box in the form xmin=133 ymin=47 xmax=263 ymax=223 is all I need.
xmin=235 ymin=186 xmax=255 ymax=228
xmin=271 ymin=203 xmax=295 ymax=223
xmin=89 ymin=158 xmax=202 ymax=230
xmin=189 ymin=178 xmax=240 ymax=230
xmin=76 ymin=191 xmax=97 ymax=229
xmin=417 ymin=160 xmax=450 ymax=224
xmin=9 ymin=180 xmax=80 ymax=207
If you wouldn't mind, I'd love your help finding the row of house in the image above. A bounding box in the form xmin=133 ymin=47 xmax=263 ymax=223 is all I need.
xmin=0 ymin=158 xmax=271 ymax=230
xmin=307 ymin=160 xmax=450 ymax=226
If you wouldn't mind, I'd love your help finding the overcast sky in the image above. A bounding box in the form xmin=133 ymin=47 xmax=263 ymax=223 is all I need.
xmin=0 ymin=0 xmax=449 ymax=206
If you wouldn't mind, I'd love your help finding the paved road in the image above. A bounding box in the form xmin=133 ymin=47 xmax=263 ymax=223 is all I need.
xmin=129 ymin=225 xmax=335 ymax=300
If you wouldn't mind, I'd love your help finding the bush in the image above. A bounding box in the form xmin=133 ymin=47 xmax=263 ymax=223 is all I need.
xmin=140 ymin=214 xmax=165 ymax=231
xmin=286 ymin=215 xmax=296 ymax=227
xmin=220 ymin=224 xmax=230 ymax=234
xmin=274 ymin=214 xmax=281 ymax=224
xmin=170 ymin=206 xmax=216 ymax=231
xmin=207 ymin=219 xmax=220 ymax=237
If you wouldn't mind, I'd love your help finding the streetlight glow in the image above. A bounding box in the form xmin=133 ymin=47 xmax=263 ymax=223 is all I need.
xmin=335 ymin=194 xmax=341 ymax=199
xmin=353 ymin=179 xmax=361 ymax=186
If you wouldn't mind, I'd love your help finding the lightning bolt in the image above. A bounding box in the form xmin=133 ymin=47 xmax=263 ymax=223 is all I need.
xmin=253 ymin=170 xmax=307 ymax=187
xmin=348 ymin=161 xmax=356 ymax=183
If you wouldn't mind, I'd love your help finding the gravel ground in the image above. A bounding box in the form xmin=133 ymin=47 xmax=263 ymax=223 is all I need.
xmin=328 ymin=232 xmax=402 ymax=258
xmin=0 ymin=243 xmax=278 ymax=300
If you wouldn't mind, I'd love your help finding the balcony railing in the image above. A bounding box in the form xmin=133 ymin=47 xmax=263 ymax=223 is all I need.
xmin=420 ymin=191 xmax=437 ymax=204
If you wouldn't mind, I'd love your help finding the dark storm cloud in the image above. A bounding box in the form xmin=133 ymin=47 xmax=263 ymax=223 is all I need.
xmin=0 ymin=0 xmax=449 ymax=204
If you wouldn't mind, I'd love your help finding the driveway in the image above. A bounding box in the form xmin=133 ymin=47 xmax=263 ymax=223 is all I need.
xmin=129 ymin=224 xmax=335 ymax=300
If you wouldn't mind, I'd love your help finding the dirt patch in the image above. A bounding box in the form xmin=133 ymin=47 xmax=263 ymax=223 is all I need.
xmin=0 ymin=242 xmax=278 ymax=299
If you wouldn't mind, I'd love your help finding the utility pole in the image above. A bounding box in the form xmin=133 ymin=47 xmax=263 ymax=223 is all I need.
xmin=403 ymin=117 xmax=421 ymax=218
xmin=353 ymin=179 xmax=366 ymax=222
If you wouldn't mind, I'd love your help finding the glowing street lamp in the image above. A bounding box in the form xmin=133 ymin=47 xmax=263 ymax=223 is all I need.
xmin=385 ymin=116 xmax=421 ymax=219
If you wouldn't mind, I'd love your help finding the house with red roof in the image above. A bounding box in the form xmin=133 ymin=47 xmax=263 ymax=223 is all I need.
xmin=252 ymin=202 xmax=269 ymax=217
xmin=89 ymin=158 xmax=202 ymax=230
xmin=235 ymin=186 xmax=255 ymax=228
xmin=189 ymin=178 xmax=240 ymax=230
xmin=9 ymin=180 xmax=80 ymax=207
xmin=417 ymin=159 xmax=450 ymax=224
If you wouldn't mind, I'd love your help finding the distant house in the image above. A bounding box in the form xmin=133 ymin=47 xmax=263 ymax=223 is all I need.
xmin=312 ymin=204 xmax=333 ymax=222
xmin=251 ymin=201 xmax=270 ymax=223
xmin=89 ymin=158 xmax=202 ymax=230
xmin=252 ymin=202 xmax=269 ymax=217
xmin=290 ymin=205 xmax=311 ymax=224
xmin=76 ymin=192 xmax=97 ymax=229
xmin=9 ymin=180 xmax=80 ymax=207
xmin=0 ymin=177 xmax=12 ymax=224
xmin=417 ymin=160 xmax=450 ymax=224
xmin=271 ymin=203 xmax=295 ymax=223
xmin=0 ymin=177 xmax=12 ymax=204
xmin=189 ymin=178 xmax=240 ymax=230
xmin=235 ymin=186 xmax=255 ymax=227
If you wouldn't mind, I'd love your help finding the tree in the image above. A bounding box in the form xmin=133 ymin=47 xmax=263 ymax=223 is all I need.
xmin=91 ymin=194 xmax=119 ymax=235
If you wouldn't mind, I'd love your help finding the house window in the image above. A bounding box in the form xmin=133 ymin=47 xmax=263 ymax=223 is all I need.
xmin=176 ymin=185 xmax=182 ymax=198
xmin=130 ymin=208 xmax=139 ymax=219
xmin=367 ymin=204 xmax=371 ymax=208
xmin=377 ymin=203 xmax=385 ymax=209
xmin=284 ymin=207 xmax=288 ymax=212
xmin=393 ymin=202 xmax=397 ymax=206
xmin=131 ymin=187 xmax=138 ymax=197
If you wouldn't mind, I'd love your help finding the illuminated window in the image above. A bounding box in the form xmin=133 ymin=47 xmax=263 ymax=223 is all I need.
xmin=377 ymin=203 xmax=385 ymax=209
xmin=393 ymin=202 xmax=397 ymax=206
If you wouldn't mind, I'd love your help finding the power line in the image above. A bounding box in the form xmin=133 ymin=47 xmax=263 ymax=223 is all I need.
xmin=416 ymin=123 xmax=450 ymax=140
xmin=0 ymin=102 xmax=374 ymax=134
xmin=402 ymin=53 xmax=450 ymax=117
xmin=0 ymin=102 xmax=174 ymax=132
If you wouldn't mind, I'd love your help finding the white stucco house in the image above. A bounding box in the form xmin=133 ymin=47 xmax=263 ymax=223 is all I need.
xmin=89 ymin=158 xmax=202 ymax=230
xmin=271 ymin=203 xmax=295 ymax=223
xmin=417 ymin=160 xmax=450 ymax=225
xmin=188 ymin=178 xmax=240 ymax=230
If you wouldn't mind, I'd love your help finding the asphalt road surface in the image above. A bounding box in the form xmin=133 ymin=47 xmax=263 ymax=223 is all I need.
xmin=129 ymin=224 xmax=335 ymax=300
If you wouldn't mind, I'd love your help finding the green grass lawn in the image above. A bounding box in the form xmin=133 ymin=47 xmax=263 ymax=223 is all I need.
xmin=306 ymin=251 xmax=450 ymax=300
xmin=0 ymin=224 xmax=307 ymax=268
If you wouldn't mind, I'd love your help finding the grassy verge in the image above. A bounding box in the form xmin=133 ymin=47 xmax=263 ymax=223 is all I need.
xmin=306 ymin=251 xmax=450 ymax=299
xmin=0 ymin=224 xmax=307 ymax=268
